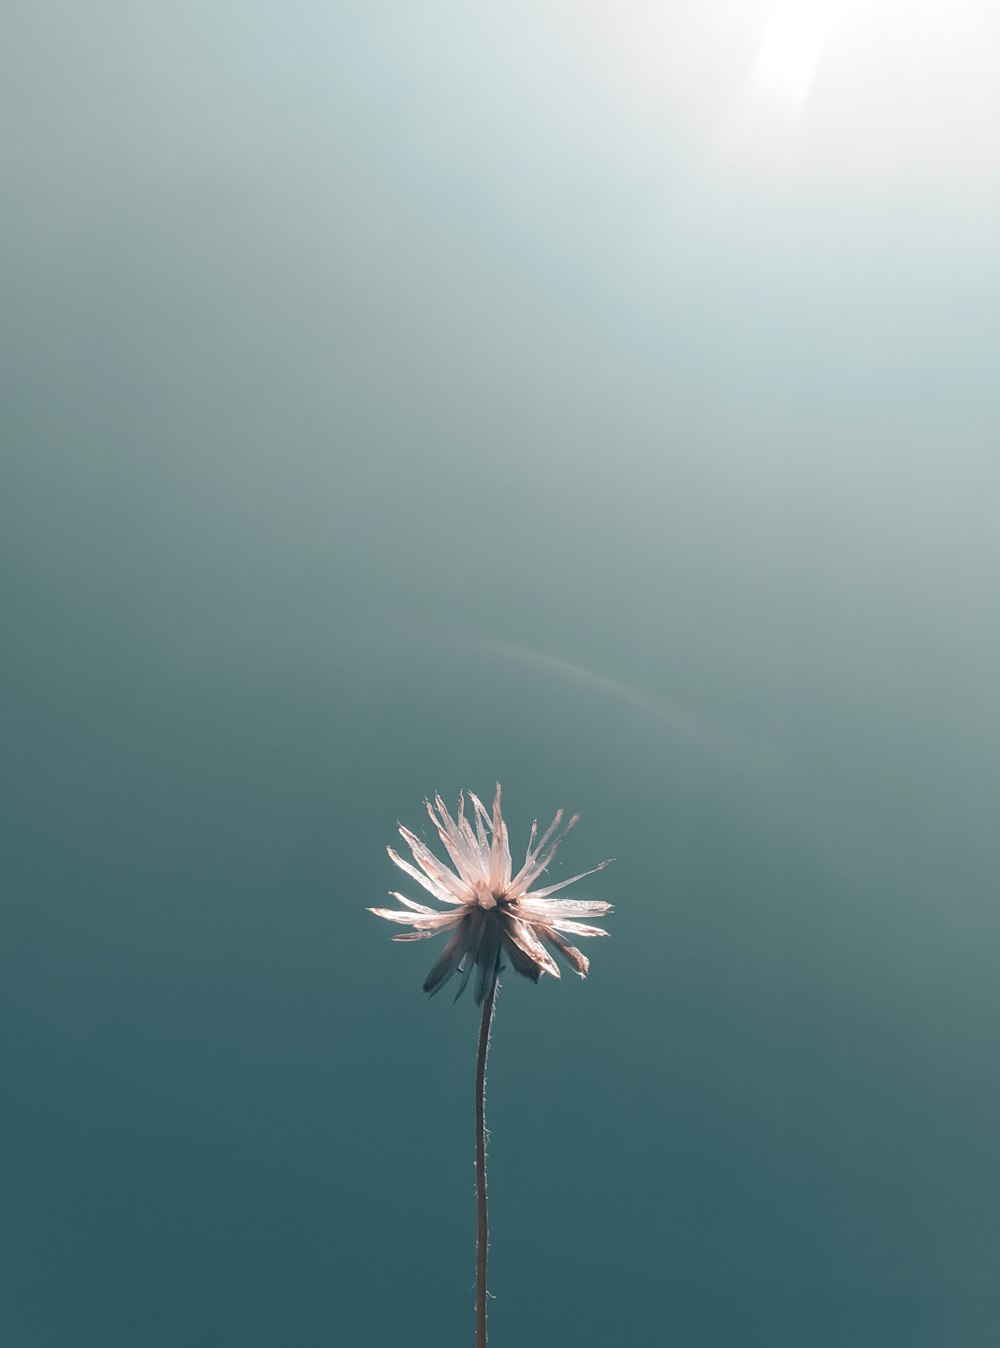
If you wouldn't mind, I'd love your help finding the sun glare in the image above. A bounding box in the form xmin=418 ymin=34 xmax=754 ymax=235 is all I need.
xmin=709 ymin=4 xmax=836 ymax=175
xmin=552 ymin=0 xmax=1000 ymax=184
xmin=751 ymin=7 xmax=833 ymax=109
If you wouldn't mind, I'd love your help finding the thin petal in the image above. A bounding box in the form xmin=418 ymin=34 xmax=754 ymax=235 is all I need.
xmin=457 ymin=793 xmax=489 ymax=874
xmin=499 ymin=927 xmax=542 ymax=982
xmin=520 ymin=859 xmax=613 ymax=901
xmin=547 ymin=918 xmax=610 ymax=939
xmin=523 ymin=818 xmax=539 ymax=869
xmin=387 ymin=847 xmax=465 ymax=905
xmin=427 ymin=795 xmax=483 ymax=881
xmin=510 ymin=811 xmax=580 ymax=893
xmin=473 ymin=921 xmax=502 ymax=1004
xmin=518 ymin=897 xmax=614 ymax=919
xmin=503 ymin=916 xmax=561 ymax=980
xmin=511 ymin=809 xmax=563 ymax=890
xmin=540 ymin=927 xmax=590 ymax=977
xmin=490 ymin=784 xmax=512 ymax=890
xmin=467 ymin=792 xmax=493 ymax=854
xmin=424 ymin=922 xmax=474 ymax=997
xmin=452 ymin=951 xmax=476 ymax=1001
xmin=398 ymin=826 xmax=473 ymax=900
xmin=388 ymin=892 xmax=437 ymax=914
xmin=368 ymin=906 xmax=461 ymax=929
xmin=368 ymin=906 xmax=422 ymax=925
xmin=451 ymin=909 xmax=486 ymax=1002
xmin=530 ymin=808 xmax=565 ymax=862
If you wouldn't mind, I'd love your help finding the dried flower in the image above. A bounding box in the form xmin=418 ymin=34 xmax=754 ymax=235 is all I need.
xmin=369 ymin=785 xmax=613 ymax=1002
xmin=370 ymin=786 xmax=614 ymax=1346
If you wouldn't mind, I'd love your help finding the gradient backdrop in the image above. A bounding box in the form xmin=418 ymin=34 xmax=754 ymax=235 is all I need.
xmin=3 ymin=3 xmax=999 ymax=1345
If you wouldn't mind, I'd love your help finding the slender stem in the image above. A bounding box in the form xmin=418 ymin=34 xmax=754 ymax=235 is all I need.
xmin=475 ymin=961 xmax=500 ymax=1348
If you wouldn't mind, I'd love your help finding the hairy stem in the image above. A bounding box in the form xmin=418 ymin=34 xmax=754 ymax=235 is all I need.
xmin=475 ymin=962 xmax=500 ymax=1348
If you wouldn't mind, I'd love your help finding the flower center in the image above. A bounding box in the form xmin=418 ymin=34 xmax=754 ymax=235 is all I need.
xmin=473 ymin=880 xmax=500 ymax=910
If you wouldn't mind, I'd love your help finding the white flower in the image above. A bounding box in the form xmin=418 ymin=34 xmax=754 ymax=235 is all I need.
xmin=369 ymin=786 xmax=613 ymax=1002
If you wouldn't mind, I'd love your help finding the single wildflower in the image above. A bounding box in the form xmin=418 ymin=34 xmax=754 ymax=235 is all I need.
xmin=369 ymin=785 xmax=613 ymax=1002
xmin=369 ymin=786 xmax=614 ymax=1348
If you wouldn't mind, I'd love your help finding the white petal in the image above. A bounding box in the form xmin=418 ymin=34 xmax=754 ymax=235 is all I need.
xmin=467 ymin=792 xmax=492 ymax=853
xmin=503 ymin=917 xmax=561 ymax=980
xmin=388 ymin=892 xmax=437 ymax=914
xmin=457 ymin=793 xmax=490 ymax=874
xmin=368 ymin=906 xmax=461 ymax=929
xmin=540 ymin=928 xmax=590 ymax=977
xmin=499 ymin=927 xmax=542 ymax=981
xmin=510 ymin=810 xmax=580 ymax=892
xmin=489 ymin=784 xmax=512 ymax=890
xmin=519 ymin=859 xmax=613 ymax=901
xmin=387 ymin=847 xmax=465 ymax=905
xmin=517 ymin=897 xmax=614 ymax=919
xmin=523 ymin=817 xmax=539 ymax=869
xmin=530 ymin=808 xmax=565 ymax=861
xmin=427 ymin=795 xmax=483 ymax=880
xmin=398 ymin=826 xmax=473 ymax=899
xmin=547 ymin=918 xmax=610 ymax=939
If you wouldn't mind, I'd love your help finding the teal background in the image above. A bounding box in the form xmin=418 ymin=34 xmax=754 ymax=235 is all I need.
xmin=3 ymin=4 xmax=999 ymax=1344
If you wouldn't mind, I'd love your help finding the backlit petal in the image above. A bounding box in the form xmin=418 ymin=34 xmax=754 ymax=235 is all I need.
xmin=387 ymin=847 xmax=465 ymax=905
xmin=503 ymin=916 xmax=561 ymax=980
xmin=520 ymin=859 xmax=613 ymax=901
xmin=539 ymin=927 xmax=590 ymax=977
xmin=546 ymin=918 xmax=610 ymax=939
xmin=398 ymin=826 xmax=474 ymax=900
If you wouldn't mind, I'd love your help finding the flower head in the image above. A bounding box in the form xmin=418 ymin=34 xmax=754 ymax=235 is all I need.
xmin=369 ymin=786 xmax=613 ymax=1002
